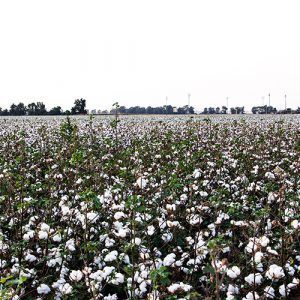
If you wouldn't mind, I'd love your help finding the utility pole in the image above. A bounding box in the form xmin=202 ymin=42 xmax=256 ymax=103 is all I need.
xmin=285 ymin=94 xmax=287 ymax=112
xmin=226 ymin=97 xmax=229 ymax=114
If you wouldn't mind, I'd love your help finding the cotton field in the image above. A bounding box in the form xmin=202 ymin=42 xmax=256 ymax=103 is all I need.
xmin=0 ymin=114 xmax=300 ymax=299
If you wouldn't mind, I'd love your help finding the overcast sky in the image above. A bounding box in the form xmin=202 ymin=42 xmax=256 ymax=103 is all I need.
xmin=0 ymin=0 xmax=299 ymax=112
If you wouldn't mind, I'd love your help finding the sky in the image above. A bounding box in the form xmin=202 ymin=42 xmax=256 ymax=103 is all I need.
xmin=0 ymin=0 xmax=299 ymax=112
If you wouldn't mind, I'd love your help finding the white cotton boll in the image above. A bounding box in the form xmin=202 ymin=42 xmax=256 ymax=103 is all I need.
xmin=105 ymin=238 xmax=115 ymax=247
xmin=259 ymin=236 xmax=270 ymax=247
xmin=291 ymin=220 xmax=300 ymax=229
xmin=227 ymin=284 xmax=239 ymax=295
xmin=285 ymin=263 xmax=295 ymax=276
xmin=200 ymin=191 xmax=208 ymax=197
xmin=52 ymin=233 xmax=62 ymax=242
xmin=266 ymin=264 xmax=285 ymax=280
xmin=163 ymin=253 xmax=176 ymax=266
xmin=104 ymin=294 xmax=118 ymax=300
xmin=23 ymin=230 xmax=35 ymax=241
xmin=264 ymin=286 xmax=275 ymax=298
xmin=136 ymin=177 xmax=147 ymax=189
xmin=104 ymin=250 xmax=118 ymax=262
xmin=139 ymin=281 xmax=147 ymax=293
xmin=227 ymin=266 xmax=241 ymax=279
xmin=265 ymin=172 xmax=275 ymax=179
xmin=132 ymin=238 xmax=142 ymax=246
xmin=114 ymin=212 xmax=125 ymax=220
xmin=244 ymin=273 xmax=263 ymax=285
xmin=114 ymin=228 xmax=128 ymax=238
xmin=66 ymin=239 xmax=76 ymax=251
xmin=111 ymin=272 xmax=124 ymax=285
xmin=254 ymin=252 xmax=264 ymax=263
xmin=161 ymin=232 xmax=173 ymax=242
xmin=69 ymin=270 xmax=83 ymax=282
xmin=166 ymin=204 xmax=176 ymax=211
xmin=61 ymin=205 xmax=70 ymax=216
xmin=245 ymin=239 xmax=258 ymax=253
xmin=193 ymin=169 xmax=201 ymax=178
xmin=242 ymin=292 xmax=260 ymax=300
xmin=25 ymin=254 xmax=37 ymax=262
xmin=279 ymin=284 xmax=290 ymax=297
xmin=0 ymin=259 xmax=7 ymax=268
xmin=167 ymin=283 xmax=180 ymax=293
xmin=38 ymin=231 xmax=48 ymax=240
xmin=87 ymin=212 xmax=99 ymax=223
xmin=59 ymin=283 xmax=73 ymax=295
xmin=76 ymin=178 xmax=83 ymax=184
xmin=40 ymin=223 xmax=50 ymax=232
xmin=37 ymin=284 xmax=51 ymax=294
xmin=287 ymin=278 xmax=300 ymax=289
xmin=147 ymin=225 xmax=155 ymax=236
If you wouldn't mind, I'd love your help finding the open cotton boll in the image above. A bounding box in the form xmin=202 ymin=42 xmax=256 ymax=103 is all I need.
xmin=291 ymin=220 xmax=300 ymax=229
xmin=242 ymin=292 xmax=260 ymax=300
xmin=226 ymin=266 xmax=241 ymax=279
xmin=264 ymin=286 xmax=275 ymax=299
xmin=59 ymin=283 xmax=73 ymax=295
xmin=69 ymin=270 xmax=83 ymax=282
xmin=37 ymin=284 xmax=51 ymax=294
xmin=266 ymin=264 xmax=285 ymax=280
xmin=244 ymin=273 xmax=263 ymax=285
xmin=104 ymin=250 xmax=118 ymax=262
xmin=163 ymin=253 xmax=176 ymax=266
xmin=279 ymin=284 xmax=290 ymax=297
xmin=38 ymin=231 xmax=48 ymax=240
xmin=25 ymin=254 xmax=37 ymax=262
xmin=104 ymin=294 xmax=118 ymax=300
xmin=136 ymin=177 xmax=147 ymax=189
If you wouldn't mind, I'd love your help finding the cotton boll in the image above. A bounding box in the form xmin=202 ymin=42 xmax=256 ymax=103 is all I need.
xmin=69 ymin=270 xmax=83 ymax=282
xmin=104 ymin=294 xmax=118 ymax=300
xmin=163 ymin=253 xmax=176 ymax=266
xmin=23 ymin=230 xmax=35 ymax=241
xmin=52 ymin=233 xmax=62 ymax=242
xmin=114 ymin=212 xmax=125 ymax=220
xmin=266 ymin=264 xmax=285 ymax=280
xmin=104 ymin=250 xmax=118 ymax=262
xmin=136 ymin=177 xmax=147 ymax=189
xmin=25 ymin=254 xmax=37 ymax=262
xmin=279 ymin=284 xmax=290 ymax=297
xmin=147 ymin=225 xmax=155 ymax=236
xmin=242 ymin=292 xmax=260 ymax=300
xmin=291 ymin=220 xmax=300 ymax=229
xmin=244 ymin=273 xmax=263 ymax=285
xmin=59 ymin=283 xmax=73 ymax=295
xmin=38 ymin=231 xmax=48 ymax=240
xmin=37 ymin=284 xmax=51 ymax=294
xmin=227 ymin=266 xmax=241 ymax=279
xmin=264 ymin=286 xmax=275 ymax=299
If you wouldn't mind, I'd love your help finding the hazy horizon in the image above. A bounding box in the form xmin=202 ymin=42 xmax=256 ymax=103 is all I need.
xmin=0 ymin=0 xmax=299 ymax=112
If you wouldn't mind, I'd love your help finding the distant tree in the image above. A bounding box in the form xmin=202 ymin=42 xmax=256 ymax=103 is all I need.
xmin=27 ymin=102 xmax=37 ymax=115
xmin=48 ymin=106 xmax=63 ymax=115
xmin=146 ymin=106 xmax=154 ymax=114
xmin=36 ymin=102 xmax=47 ymax=115
xmin=221 ymin=106 xmax=227 ymax=114
xmin=230 ymin=107 xmax=237 ymax=114
xmin=118 ymin=106 xmax=127 ymax=114
xmin=1 ymin=109 xmax=9 ymax=116
xmin=10 ymin=103 xmax=26 ymax=115
xmin=165 ymin=105 xmax=174 ymax=114
xmin=216 ymin=107 xmax=220 ymax=114
xmin=208 ymin=107 xmax=215 ymax=114
xmin=203 ymin=107 xmax=208 ymax=114
xmin=71 ymin=98 xmax=87 ymax=115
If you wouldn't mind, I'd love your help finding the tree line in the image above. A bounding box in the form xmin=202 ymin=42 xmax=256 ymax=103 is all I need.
xmin=111 ymin=105 xmax=195 ymax=115
xmin=0 ymin=99 xmax=87 ymax=116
